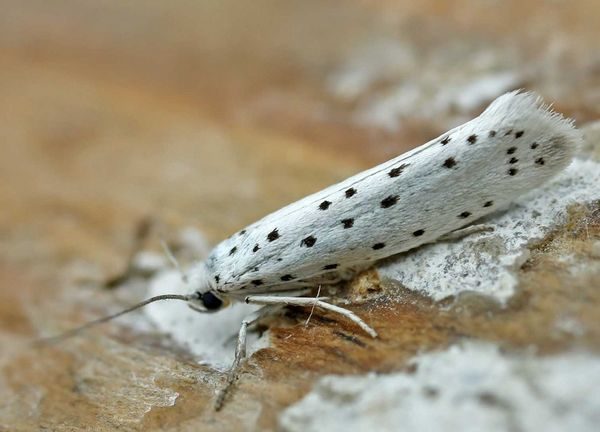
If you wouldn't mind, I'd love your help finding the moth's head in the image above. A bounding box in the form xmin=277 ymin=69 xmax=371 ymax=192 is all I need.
xmin=185 ymin=262 xmax=230 ymax=313
xmin=187 ymin=290 xmax=230 ymax=313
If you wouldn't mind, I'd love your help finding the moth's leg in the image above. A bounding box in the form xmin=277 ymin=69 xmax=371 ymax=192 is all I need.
xmin=438 ymin=224 xmax=495 ymax=242
xmin=244 ymin=295 xmax=378 ymax=338
xmin=214 ymin=305 xmax=279 ymax=411
xmin=303 ymin=285 xmax=322 ymax=327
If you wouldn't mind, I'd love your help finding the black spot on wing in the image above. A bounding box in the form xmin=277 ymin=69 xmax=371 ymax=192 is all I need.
xmin=301 ymin=236 xmax=317 ymax=247
xmin=319 ymin=200 xmax=332 ymax=210
xmin=267 ymin=229 xmax=280 ymax=242
xmin=388 ymin=164 xmax=409 ymax=177
xmin=443 ymin=158 xmax=457 ymax=168
xmin=381 ymin=195 xmax=399 ymax=208
xmin=341 ymin=218 xmax=354 ymax=228
xmin=345 ymin=188 xmax=357 ymax=198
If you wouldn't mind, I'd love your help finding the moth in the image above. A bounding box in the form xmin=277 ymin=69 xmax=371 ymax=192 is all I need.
xmin=53 ymin=91 xmax=580 ymax=409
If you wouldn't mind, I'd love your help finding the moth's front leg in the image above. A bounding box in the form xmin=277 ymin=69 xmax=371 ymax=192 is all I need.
xmin=214 ymin=305 xmax=276 ymax=411
xmin=244 ymin=295 xmax=378 ymax=338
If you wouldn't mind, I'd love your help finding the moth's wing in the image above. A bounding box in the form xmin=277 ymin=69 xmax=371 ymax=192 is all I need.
xmin=207 ymin=91 xmax=579 ymax=293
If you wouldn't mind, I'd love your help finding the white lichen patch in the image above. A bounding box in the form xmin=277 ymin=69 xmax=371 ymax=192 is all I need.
xmin=356 ymin=71 xmax=520 ymax=132
xmin=279 ymin=343 xmax=600 ymax=432
xmin=144 ymin=270 xmax=263 ymax=369
xmin=377 ymin=159 xmax=600 ymax=303
xmin=326 ymin=38 xmax=522 ymax=131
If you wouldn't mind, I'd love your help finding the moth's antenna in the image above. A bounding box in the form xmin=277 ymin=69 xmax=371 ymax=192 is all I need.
xmin=105 ymin=217 xmax=155 ymax=288
xmin=160 ymin=239 xmax=189 ymax=284
xmin=37 ymin=293 xmax=196 ymax=345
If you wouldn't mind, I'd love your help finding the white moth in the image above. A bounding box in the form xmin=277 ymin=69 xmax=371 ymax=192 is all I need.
xmin=54 ymin=90 xmax=580 ymax=409
xmin=190 ymin=90 xmax=578 ymax=305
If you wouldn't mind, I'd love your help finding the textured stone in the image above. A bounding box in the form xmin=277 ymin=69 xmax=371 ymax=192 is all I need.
xmin=0 ymin=1 xmax=598 ymax=431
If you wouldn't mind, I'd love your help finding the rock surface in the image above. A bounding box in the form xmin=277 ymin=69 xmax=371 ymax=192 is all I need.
xmin=279 ymin=343 xmax=600 ymax=432
xmin=0 ymin=1 xmax=598 ymax=431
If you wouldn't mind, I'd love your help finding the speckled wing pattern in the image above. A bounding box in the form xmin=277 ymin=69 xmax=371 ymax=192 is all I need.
xmin=200 ymin=91 xmax=580 ymax=294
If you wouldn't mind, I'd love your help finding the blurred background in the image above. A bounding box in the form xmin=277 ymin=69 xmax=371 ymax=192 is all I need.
xmin=0 ymin=1 xmax=598 ymax=430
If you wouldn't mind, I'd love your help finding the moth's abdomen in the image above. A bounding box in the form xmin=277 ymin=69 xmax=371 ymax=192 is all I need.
xmin=207 ymin=91 xmax=580 ymax=292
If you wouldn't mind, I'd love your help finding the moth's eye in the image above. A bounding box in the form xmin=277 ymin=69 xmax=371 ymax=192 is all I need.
xmin=201 ymin=292 xmax=223 ymax=311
